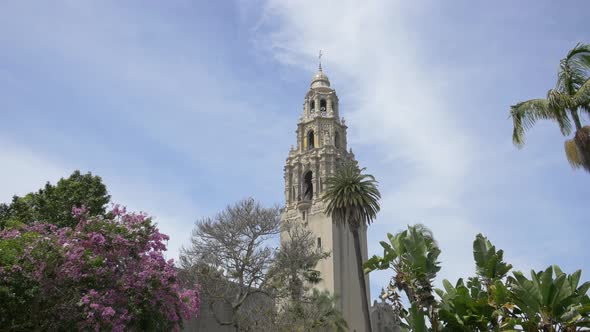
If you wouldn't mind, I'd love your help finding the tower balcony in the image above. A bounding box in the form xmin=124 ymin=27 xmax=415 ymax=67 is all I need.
xmin=297 ymin=199 xmax=312 ymax=211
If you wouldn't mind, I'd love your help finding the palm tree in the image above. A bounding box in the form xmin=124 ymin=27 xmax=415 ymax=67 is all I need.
xmin=510 ymin=43 xmax=590 ymax=171
xmin=323 ymin=161 xmax=381 ymax=332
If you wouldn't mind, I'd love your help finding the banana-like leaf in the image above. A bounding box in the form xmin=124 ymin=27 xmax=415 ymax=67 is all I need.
xmin=570 ymin=269 xmax=582 ymax=291
xmin=442 ymin=279 xmax=455 ymax=296
xmin=473 ymin=234 xmax=512 ymax=280
xmin=363 ymin=254 xmax=387 ymax=273
xmin=540 ymin=266 xmax=554 ymax=307
xmin=493 ymin=279 xmax=511 ymax=306
xmin=511 ymin=271 xmax=542 ymax=314
xmin=407 ymin=303 xmax=427 ymax=332
xmin=578 ymin=281 xmax=590 ymax=295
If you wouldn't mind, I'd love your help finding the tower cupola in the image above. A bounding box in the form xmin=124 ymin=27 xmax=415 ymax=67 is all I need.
xmin=311 ymin=67 xmax=331 ymax=89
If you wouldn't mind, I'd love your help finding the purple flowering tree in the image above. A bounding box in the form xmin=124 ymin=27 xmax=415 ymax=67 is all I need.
xmin=0 ymin=205 xmax=199 ymax=331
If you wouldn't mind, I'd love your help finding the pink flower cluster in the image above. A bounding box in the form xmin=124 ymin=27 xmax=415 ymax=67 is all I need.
xmin=0 ymin=205 xmax=199 ymax=331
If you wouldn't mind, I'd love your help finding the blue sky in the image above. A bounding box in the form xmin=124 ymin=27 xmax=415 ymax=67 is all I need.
xmin=1 ymin=1 xmax=589 ymax=301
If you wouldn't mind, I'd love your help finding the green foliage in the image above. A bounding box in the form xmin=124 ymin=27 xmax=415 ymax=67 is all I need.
xmin=269 ymin=221 xmax=330 ymax=301
xmin=368 ymin=229 xmax=590 ymax=332
xmin=323 ymin=161 xmax=381 ymax=229
xmin=436 ymin=278 xmax=516 ymax=331
xmin=0 ymin=170 xmax=110 ymax=228
xmin=365 ymin=225 xmax=441 ymax=329
xmin=403 ymin=303 xmax=428 ymax=332
xmin=473 ymin=233 xmax=513 ymax=283
xmin=0 ymin=228 xmax=65 ymax=330
xmin=510 ymin=42 xmax=590 ymax=172
xmin=277 ymin=289 xmax=348 ymax=332
xmin=365 ymin=225 xmax=441 ymax=305
xmin=508 ymin=266 xmax=590 ymax=330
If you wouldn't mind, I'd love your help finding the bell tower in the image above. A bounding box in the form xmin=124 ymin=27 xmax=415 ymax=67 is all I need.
xmin=281 ymin=63 xmax=370 ymax=332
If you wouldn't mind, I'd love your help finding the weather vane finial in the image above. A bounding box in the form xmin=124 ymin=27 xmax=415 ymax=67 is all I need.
xmin=318 ymin=50 xmax=323 ymax=71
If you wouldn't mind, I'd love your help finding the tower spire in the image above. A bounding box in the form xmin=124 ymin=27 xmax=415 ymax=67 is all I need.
xmin=318 ymin=50 xmax=323 ymax=71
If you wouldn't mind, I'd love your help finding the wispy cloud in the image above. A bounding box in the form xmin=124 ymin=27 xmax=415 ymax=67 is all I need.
xmin=1 ymin=0 xmax=588 ymax=302
xmin=249 ymin=0 xmax=479 ymax=292
xmin=248 ymin=0 xmax=590 ymax=298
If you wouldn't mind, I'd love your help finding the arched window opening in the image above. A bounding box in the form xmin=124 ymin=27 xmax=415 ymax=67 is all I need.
xmin=334 ymin=131 xmax=341 ymax=148
xmin=307 ymin=130 xmax=315 ymax=150
xmin=317 ymin=237 xmax=322 ymax=248
xmin=320 ymin=99 xmax=327 ymax=112
xmin=303 ymin=171 xmax=313 ymax=200
xmin=310 ymin=100 xmax=315 ymax=112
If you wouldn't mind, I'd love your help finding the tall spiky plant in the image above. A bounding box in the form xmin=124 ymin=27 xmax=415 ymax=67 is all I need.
xmin=323 ymin=161 xmax=381 ymax=332
xmin=511 ymin=43 xmax=590 ymax=171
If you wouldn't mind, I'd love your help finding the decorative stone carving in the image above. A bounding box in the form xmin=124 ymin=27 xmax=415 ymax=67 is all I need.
xmin=323 ymin=131 xmax=331 ymax=145
xmin=280 ymin=66 xmax=369 ymax=332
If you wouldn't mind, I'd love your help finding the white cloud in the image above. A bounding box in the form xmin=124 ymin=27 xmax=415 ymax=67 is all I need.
xmin=0 ymin=140 xmax=67 ymax=202
xmin=2 ymin=0 xmax=587 ymax=303
xmin=250 ymin=0 xmax=481 ymax=294
xmin=248 ymin=0 xmax=590 ymax=300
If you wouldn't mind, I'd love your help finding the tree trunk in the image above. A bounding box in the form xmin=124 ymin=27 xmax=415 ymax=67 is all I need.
xmin=352 ymin=228 xmax=372 ymax=332
xmin=575 ymin=126 xmax=590 ymax=171
xmin=570 ymin=109 xmax=582 ymax=130
xmin=429 ymin=304 xmax=439 ymax=332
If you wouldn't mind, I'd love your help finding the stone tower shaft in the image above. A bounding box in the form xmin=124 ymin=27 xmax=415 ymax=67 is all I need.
xmin=281 ymin=66 xmax=370 ymax=332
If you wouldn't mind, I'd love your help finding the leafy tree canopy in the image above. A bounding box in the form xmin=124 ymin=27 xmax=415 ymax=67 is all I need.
xmin=0 ymin=170 xmax=111 ymax=229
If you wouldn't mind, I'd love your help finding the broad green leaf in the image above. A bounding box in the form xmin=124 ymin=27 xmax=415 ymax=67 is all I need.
xmin=570 ymin=269 xmax=582 ymax=291
xmin=577 ymin=281 xmax=590 ymax=295
xmin=540 ymin=266 xmax=554 ymax=306
xmin=408 ymin=303 xmax=427 ymax=332
xmin=443 ymin=279 xmax=455 ymax=296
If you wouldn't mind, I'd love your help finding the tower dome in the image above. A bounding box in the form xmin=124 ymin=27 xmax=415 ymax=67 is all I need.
xmin=310 ymin=67 xmax=330 ymax=89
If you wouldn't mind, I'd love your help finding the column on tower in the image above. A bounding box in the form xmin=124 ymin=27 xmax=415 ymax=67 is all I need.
xmin=314 ymin=95 xmax=320 ymax=117
xmin=312 ymin=158 xmax=320 ymax=202
xmin=292 ymin=163 xmax=300 ymax=202
xmin=284 ymin=166 xmax=290 ymax=205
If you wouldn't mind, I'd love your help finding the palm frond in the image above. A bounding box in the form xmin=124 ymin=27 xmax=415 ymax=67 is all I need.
xmin=510 ymin=99 xmax=571 ymax=147
xmin=573 ymin=77 xmax=590 ymax=110
xmin=322 ymin=162 xmax=380 ymax=229
xmin=557 ymin=43 xmax=590 ymax=94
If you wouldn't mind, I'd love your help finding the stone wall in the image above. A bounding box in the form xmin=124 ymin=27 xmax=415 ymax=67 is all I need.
xmin=184 ymin=297 xmax=399 ymax=332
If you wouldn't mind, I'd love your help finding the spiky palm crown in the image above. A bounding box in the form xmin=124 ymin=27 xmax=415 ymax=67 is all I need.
xmin=322 ymin=161 xmax=381 ymax=229
xmin=510 ymin=43 xmax=590 ymax=170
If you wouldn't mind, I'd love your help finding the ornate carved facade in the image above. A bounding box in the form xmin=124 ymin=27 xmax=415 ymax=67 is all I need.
xmin=281 ymin=65 xmax=370 ymax=332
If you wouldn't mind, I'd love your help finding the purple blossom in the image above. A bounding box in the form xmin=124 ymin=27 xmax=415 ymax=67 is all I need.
xmin=101 ymin=307 xmax=115 ymax=318
xmin=0 ymin=205 xmax=200 ymax=330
